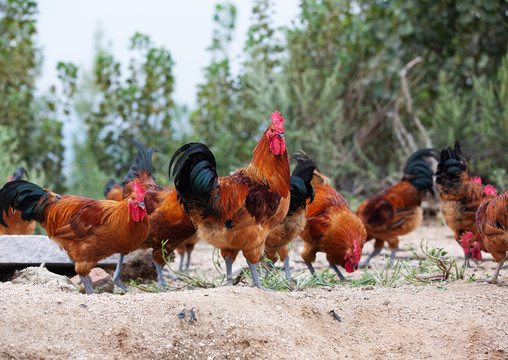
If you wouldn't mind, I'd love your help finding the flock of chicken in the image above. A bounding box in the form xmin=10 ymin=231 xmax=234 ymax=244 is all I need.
xmin=0 ymin=112 xmax=506 ymax=294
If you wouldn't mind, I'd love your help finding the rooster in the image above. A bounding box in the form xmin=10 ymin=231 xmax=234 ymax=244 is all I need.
xmin=460 ymin=185 xmax=507 ymax=285
xmin=435 ymin=141 xmax=493 ymax=266
xmin=298 ymin=159 xmax=367 ymax=281
xmin=263 ymin=155 xmax=316 ymax=279
xmin=357 ymin=148 xmax=438 ymax=267
xmin=0 ymin=145 xmax=153 ymax=294
xmin=0 ymin=167 xmax=36 ymax=235
xmin=104 ymin=179 xmax=123 ymax=202
xmin=169 ymin=111 xmax=290 ymax=290
xmin=111 ymin=138 xmax=196 ymax=290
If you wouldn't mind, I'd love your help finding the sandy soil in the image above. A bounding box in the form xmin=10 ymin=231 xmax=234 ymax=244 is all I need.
xmin=0 ymin=223 xmax=507 ymax=360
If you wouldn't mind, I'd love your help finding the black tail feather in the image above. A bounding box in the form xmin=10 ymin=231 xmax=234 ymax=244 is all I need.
xmin=0 ymin=180 xmax=50 ymax=226
xmin=435 ymin=140 xmax=468 ymax=185
xmin=403 ymin=148 xmax=439 ymax=196
xmin=290 ymin=154 xmax=317 ymax=210
xmin=169 ymin=142 xmax=218 ymax=214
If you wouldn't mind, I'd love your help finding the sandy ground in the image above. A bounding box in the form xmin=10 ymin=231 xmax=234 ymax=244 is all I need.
xmin=0 ymin=222 xmax=507 ymax=360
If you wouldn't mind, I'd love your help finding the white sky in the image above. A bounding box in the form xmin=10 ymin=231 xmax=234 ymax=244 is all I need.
xmin=35 ymin=1 xmax=300 ymax=107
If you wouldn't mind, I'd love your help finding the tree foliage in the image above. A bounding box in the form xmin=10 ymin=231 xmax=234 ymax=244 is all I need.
xmin=0 ymin=0 xmax=64 ymax=191
xmin=60 ymin=32 xmax=177 ymax=186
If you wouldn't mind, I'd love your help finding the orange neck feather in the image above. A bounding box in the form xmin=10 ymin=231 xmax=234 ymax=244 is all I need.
xmin=248 ymin=129 xmax=290 ymax=198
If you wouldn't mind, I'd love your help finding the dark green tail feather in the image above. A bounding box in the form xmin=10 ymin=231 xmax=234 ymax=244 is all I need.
xmin=169 ymin=142 xmax=218 ymax=218
xmin=0 ymin=180 xmax=50 ymax=226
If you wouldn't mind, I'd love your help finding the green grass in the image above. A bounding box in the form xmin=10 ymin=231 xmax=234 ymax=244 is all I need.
xmin=126 ymin=238 xmax=476 ymax=293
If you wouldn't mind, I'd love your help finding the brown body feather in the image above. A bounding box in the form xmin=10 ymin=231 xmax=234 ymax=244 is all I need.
xmin=139 ymin=187 xmax=196 ymax=265
xmin=439 ymin=177 xmax=489 ymax=249
xmin=264 ymin=211 xmax=306 ymax=263
xmin=475 ymin=190 xmax=508 ymax=263
xmin=122 ymin=176 xmax=196 ymax=266
xmin=356 ymin=181 xmax=423 ymax=251
xmin=300 ymin=171 xmax=366 ymax=268
xmin=105 ymin=184 xmax=123 ymax=202
xmin=0 ymin=210 xmax=36 ymax=235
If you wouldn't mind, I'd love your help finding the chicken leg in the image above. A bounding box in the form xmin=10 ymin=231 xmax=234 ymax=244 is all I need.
xmin=153 ymin=261 xmax=166 ymax=289
xmin=179 ymin=249 xmax=193 ymax=272
xmin=225 ymin=256 xmax=234 ymax=286
xmin=329 ymin=263 xmax=347 ymax=282
xmin=247 ymin=260 xmax=274 ymax=292
xmin=359 ymin=247 xmax=382 ymax=268
xmin=112 ymin=254 xmax=128 ymax=291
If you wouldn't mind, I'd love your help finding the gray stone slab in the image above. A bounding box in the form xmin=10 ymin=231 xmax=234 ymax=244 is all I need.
xmin=0 ymin=235 xmax=127 ymax=265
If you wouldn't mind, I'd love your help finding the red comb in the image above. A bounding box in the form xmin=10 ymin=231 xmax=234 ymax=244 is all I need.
xmin=459 ymin=231 xmax=474 ymax=254
xmin=470 ymin=176 xmax=482 ymax=185
xmin=353 ymin=240 xmax=362 ymax=263
xmin=484 ymin=184 xmax=497 ymax=197
xmin=271 ymin=111 xmax=284 ymax=132
xmin=132 ymin=180 xmax=145 ymax=198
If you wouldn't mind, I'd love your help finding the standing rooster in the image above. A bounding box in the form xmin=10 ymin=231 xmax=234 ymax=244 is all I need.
xmin=263 ymin=155 xmax=316 ymax=279
xmin=461 ymin=186 xmax=507 ymax=285
xmin=169 ymin=111 xmax=290 ymax=290
xmin=298 ymin=158 xmax=367 ymax=281
xmin=357 ymin=148 xmax=438 ymax=267
xmin=0 ymin=167 xmax=35 ymax=235
xmin=0 ymin=148 xmax=153 ymax=294
xmin=435 ymin=141 xmax=493 ymax=266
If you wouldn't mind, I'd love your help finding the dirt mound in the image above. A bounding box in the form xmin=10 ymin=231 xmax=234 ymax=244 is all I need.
xmin=0 ymin=224 xmax=507 ymax=359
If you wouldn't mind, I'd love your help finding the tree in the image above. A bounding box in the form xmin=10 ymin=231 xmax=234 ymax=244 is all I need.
xmin=0 ymin=0 xmax=64 ymax=191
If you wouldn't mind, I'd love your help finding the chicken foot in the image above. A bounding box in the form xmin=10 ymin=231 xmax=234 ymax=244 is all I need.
xmin=79 ymin=275 xmax=95 ymax=295
xmin=477 ymin=258 xmax=507 ymax=286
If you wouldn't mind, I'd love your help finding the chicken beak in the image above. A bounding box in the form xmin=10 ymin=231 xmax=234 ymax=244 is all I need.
xmin=354 ymin=263 xmax=358 ymax=271
xmin=138 ymin=201 xmax=145 ymax=209
xmin=277 ymin=133 xmax=285 ymax=138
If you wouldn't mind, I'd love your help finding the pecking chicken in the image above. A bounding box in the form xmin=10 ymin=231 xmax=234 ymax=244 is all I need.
xmin=435 ymin=141 xmax=494 ymax=266
xmin=0 ymin=167 xmax=36 ymax=235
xmin=461 ymin=185 xmax=507 ymax=285
xmin=263 ymin=154 xmax=316 ymax=279
xmin=357 ymin=148 xmax=438 ymax=267
xmin=110 ymin=138 xmax=196 ymax=290
xmin=169 ymin=111 xmax=290 ymax=291
xmin=297 ymin=156 xmax=367 ymax=281
xmin=104 ymin=179 xmax=123 ymax=202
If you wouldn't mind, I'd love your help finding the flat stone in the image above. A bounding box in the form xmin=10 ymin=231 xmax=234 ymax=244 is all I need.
xmin=0 ymin=235 xmax=128 ymax=265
